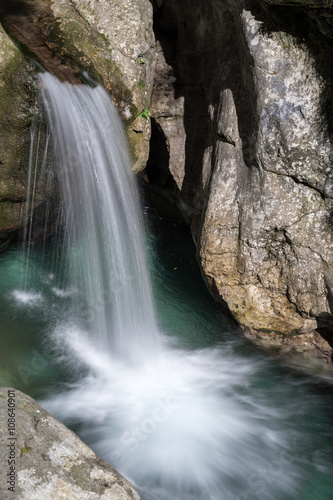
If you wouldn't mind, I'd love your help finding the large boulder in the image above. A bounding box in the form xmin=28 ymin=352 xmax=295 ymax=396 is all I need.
xmin=148 ymin=0 xmax=333 ymax=358
xmin=0 ymin=387 xmax=140 ymax=500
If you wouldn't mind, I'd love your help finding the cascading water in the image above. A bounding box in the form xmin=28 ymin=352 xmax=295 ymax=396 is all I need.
xmin=39 ymin=72 xmax=158 ymax=361
xmin=12 ymin=72 xmax=331 ymax=500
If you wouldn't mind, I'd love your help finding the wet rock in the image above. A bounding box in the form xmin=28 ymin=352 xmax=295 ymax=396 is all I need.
xmin=0 ymin=387 xmax=140 ymax=500
xmin=0 ymin=0 xmax=156 ymax=171
xmin=0 ymin=24 xmax=52 ymax=250
xmin=0 ymin=0 xmax=156 ymax=245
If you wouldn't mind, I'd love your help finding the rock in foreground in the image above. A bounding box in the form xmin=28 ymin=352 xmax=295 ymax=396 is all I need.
xmin=0 ymin=387 xmax=140 ymax=500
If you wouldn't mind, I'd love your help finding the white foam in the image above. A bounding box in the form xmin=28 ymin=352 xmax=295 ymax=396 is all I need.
xmin=12 ymin=290 xmax=43 ymax=305
xmin=51 ymin=287 xmax=76 ymax=298
xmin=42 ymin=328 xmax=301 ymax=500
xmin=38 ymin=73 xmax=304 ymax=500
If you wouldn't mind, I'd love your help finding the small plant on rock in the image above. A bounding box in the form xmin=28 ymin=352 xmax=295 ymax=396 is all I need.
xmin=139 ymin=99 xmax=151 ymax=120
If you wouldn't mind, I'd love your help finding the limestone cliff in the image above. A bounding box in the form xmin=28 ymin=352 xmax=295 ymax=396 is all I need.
xmin=148 ymin=0 xmax=333 ymax=358
xmin=1 ymin=0 xmax=333 ymax=358
xmin=0 ymin=24 xmax=51 ymax=251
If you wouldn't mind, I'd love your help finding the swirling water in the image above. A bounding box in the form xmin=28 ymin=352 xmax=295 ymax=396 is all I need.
xmin=0 ymin=74 xmax=332 ymax=499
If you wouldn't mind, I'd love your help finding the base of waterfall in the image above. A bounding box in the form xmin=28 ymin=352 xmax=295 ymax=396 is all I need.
xmin=39 ymin=323 xmax=316 ymax=500
xmin=0 ymin=387 xmax=140 ymax=500
xmin=1 ymin=232 xmax=333 ymax=500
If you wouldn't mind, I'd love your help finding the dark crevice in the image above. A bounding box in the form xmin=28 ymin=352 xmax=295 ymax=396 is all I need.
xmin=145 ymin=118 xmax=172 ymax=188
xmin=289 ymin=174 xmax=327 ymax=200
xmin=150 ymin=0 xmax=260 ymax=212
xmin=0 ymin=0 xmax=41 ymax=17
xmin=143 ymin=117 xmax=181 ymax=215
xmin=265 ymin=168 xmax=329 ymax=199
xmin=0 ymin=197 xmax=26 ymax=204
xmin=217 ymin=132 xmax=236 ymax=147
xmin=316 ymin=323 xmax=333 ymax=351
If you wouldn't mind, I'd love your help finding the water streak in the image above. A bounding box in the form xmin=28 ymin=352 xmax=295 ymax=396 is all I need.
xmin=39 ymin=72 xmax=158 ymax=361
xmin=21 ymin=121 xmax=51 ymax=285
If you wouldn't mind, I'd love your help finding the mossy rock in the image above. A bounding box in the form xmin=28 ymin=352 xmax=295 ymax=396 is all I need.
xmin=0 ymin=0 xmax=157 ymax=171
xmin=0 ymin=24 xmax=52 ymax=242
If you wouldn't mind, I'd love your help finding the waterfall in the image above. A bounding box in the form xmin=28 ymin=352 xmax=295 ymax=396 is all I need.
xmin=39 ymin=72 xmax=158 ymax=362
xmin=36 ymin=73 xmax=310 ymax=500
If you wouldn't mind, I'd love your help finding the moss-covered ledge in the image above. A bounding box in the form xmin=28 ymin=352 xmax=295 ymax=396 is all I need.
xmin=0 ymin=387 xmax=140 ymax=499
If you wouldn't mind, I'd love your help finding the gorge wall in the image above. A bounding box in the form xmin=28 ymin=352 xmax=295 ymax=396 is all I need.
xmin=0 ymin=0 xmax=333 ymax=359
xmin=147 ymin=0 xmax=333 ymax=359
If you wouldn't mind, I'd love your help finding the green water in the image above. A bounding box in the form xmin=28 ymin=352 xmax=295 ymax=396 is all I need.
xmin=0 ymin=204 xmax=235 ymax=392
xmin=0 ymin=237 xmax=80 ymax=395
xmin=0 ymin=203 xmax=333 ymax=500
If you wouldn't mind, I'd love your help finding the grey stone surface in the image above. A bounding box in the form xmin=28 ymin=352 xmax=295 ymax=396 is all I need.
xmin=149 ymin=0 xmax=333 ymax=358
xmin=0 ymin=387 xmax=140 ymax=500
xmin=68 ymin=0 xmax=157 ymax=171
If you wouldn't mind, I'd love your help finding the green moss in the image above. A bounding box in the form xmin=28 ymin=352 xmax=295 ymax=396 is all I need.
xmin=0 ymin=202 xmax=20 ymax=231
xmin=0 ymin=204 xmax=9 ymax=231
xmin=139 ymin=107 xmax=151 ymax=120
xmin=21 ymin=442 xmax=32 ymax=455
xmin=0 ymin=32 xmax=48 ymax=233
xmin=127 ymin=126 xmax=143 ymax=161
xmin=0 ymin=51 xmax=24 ymax=120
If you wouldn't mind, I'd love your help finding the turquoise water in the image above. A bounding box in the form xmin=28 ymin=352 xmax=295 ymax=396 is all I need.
xmin=1 ymin=202 xmax=333 ymax=500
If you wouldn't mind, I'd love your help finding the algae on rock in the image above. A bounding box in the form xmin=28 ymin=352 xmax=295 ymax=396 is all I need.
xmin=0 ymin=0 xmax=157 ymax=249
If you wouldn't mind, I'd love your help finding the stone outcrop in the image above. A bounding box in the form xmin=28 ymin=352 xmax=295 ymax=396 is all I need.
xmin=0 ymin=0 xmax=156 ymax=250
xmin=148 ymin=0 xmax=333 ymax=358
xmin=0 ymin=387 xmax=140 ymax=500
xmin=0 ymin=0 xmax=156 ymax=172
xmin=1 ymin=0 xmax=333 ymax=358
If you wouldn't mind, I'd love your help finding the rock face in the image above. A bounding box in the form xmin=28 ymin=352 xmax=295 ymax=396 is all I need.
xmin=0 ymin=0 xmax=156 ymax=249
xmin=0 ymin=0 xmax=156 ymax=172
xmin=70 ymin=0 xmax=156 ymax=171
xmin=0 ymin=24 xmax=53 ymax=252
xmin=0 ymin=387 xmax=140 ymax=500
xmin=148 ymin=0 xmax=333 ymax=358
xmin=1 ymin=0 xmax=333 ymax=358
